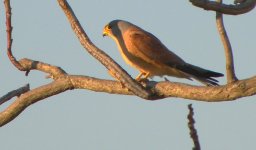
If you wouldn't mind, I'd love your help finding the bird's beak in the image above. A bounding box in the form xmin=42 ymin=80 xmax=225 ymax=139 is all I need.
xmin=102 ymin=25 xmax=109 ymax=37
xmin=102 ymin=31 xmax=108 ymax=37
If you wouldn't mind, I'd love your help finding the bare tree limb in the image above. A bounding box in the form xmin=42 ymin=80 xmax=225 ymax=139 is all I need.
xmin=0 ymin=79 xmax=73 ymax=127
xmin=18 ymin=58 xmax=67 ymax=79
xmin=1 ymin=57 xmax=256 ymax=126
xmin=57 ymin=0 xmax=153 ymax=99
xmin=4 ymin=0 xmax=27 ymax=71
xmin=187 ymin=104 xmax=200 ymax=150
xmin=216 ymin=0 xmax=238 ymax=83
xmin=16 ymin=59 xmax=256 ymax=102
xmin=189 ymin=0 xmax=256 ymax=15
xmin=14 ymin=59 xmax=256 ymax=102
xmin=0 ymin=84 xmax=30 ymax=105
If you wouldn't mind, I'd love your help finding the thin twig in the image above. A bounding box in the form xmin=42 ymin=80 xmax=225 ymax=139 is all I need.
xmin=216 ymin=0 xmax=238 ymax=83
xmin=4 ymin=0 xmax=25 ymax=71
xmin=0 ymin=84 xmax=30 ymax=105
xmin=187 ymin=104 xmax=201 ymax=150
xmin=189 ymin=0 xmax=256 ymax=15
xmin=57 ymin=0 xmax=153 ymax=99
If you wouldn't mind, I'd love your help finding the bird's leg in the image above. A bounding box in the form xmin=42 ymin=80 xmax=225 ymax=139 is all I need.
xmin=144 ymin=72 xmax=150 ymax=79
xmin=135 ymin=72 xmax=150 ymax=82
xmin=135 ymin=72 xmax=145 ymax=81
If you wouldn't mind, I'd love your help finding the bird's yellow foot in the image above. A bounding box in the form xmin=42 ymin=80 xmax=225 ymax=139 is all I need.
xmin=135 ymin=72 xmax=150 ymax=82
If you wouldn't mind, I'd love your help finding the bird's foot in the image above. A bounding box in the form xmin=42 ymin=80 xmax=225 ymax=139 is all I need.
xmin=136 ymin=77 xmax=149 ymax=84
xmin=135 ymin=72 xmax=150 ymax=82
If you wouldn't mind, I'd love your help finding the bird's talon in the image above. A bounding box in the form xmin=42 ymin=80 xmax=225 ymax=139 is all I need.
xmin=136 ymin=78 xmax=149 ymax=83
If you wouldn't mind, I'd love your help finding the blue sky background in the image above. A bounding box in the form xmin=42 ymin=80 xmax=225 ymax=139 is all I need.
xmin=0 ymin=0 xmax=256 ymax=150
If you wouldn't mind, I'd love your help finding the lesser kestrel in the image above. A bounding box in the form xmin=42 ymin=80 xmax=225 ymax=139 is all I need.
xmin=103 ymin=20 xmax=223 ymax=85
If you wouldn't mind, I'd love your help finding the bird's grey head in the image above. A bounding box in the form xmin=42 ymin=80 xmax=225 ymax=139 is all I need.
xmin=103 ymin=20 xmax=133 ymax=38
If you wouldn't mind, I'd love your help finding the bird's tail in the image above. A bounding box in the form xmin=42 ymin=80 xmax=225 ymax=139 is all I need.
xmin=176 ymin=63 xmax=224 ymax=86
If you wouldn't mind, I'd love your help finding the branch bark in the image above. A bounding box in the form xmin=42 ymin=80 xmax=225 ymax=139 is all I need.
xmin=189 ymin=0 xmax=256 ymax=15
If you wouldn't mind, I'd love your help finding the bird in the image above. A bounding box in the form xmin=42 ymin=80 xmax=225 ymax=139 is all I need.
xmin=102 ymin=20 xmax=223 ymax=86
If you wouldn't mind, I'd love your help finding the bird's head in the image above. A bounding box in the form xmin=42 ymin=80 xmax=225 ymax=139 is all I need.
xmin=103 ymin=20 xmax=132 ymax=39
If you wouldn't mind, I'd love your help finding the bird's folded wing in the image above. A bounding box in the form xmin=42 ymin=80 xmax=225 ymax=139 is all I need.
xmin=126 ymin=30 xmax=185 ymax=68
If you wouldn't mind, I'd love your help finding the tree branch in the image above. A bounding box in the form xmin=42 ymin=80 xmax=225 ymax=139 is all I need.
xmin=0 ymin=84 xmax=30 ymax=105
xmin=189 ymin=0 xmax=256 ymax=15
xmin=4 ymin=0 xmax=27 ymax=71
xmin=0 ymin=79 xmax=73 ymax=127
xmin=16 ymin=59 xmax=252 ymax=102
xmin=18 ymin=58 xmax=67 ymax=79
xmin=187 ymin=104 xmax=201 ymax=150
xmin=1 ymin=58 xmax=256 ymax=126
xmin=216 ymin=0 xmax=238 ymax=83
xmin=57 ymin=0 xmax=153 ymax=99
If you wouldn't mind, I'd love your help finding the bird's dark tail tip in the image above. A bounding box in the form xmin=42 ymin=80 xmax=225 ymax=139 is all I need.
xmin=175 ymin=63 xmax=224 ymax=86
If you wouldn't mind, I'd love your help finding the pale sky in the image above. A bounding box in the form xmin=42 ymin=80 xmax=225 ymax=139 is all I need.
xmin=1 ymin=1 xmax=256 ymax=150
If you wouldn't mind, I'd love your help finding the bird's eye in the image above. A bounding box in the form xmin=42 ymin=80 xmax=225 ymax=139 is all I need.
xmin=107 ymin=25 xmax=112 ymax=30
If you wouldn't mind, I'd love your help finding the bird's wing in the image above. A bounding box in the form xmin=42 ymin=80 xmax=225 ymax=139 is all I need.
xmin=124 ymin=28 xmax=223 ymax=85
xmin=125 ymin=29 xmax=185 ymax=67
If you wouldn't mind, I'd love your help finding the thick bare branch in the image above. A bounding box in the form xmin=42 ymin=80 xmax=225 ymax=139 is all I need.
xmin=16 ymin=59 xmax=256 ymax=101
xmin=2 ymin=74 xmax=256 ymax=127
xmin=189 ymin=0 xmax=256 ymax=15
xmin=0 ymin=84 xmax=30 ymax=105
xmin=187 ymin=104 xmax=200 ymax=150
xmin=1 ymin=58 xmax=256 ymax=126
xmin=69 ymin=75 xmax=133 ymax=96
xmin=72 ymin=75 xmax=256 ymax=101
xmin=216 ymin=0 xmax=238 ymax=83
xmin=156 ymin=77 xmax=256 ymax=101
xmin=57 ymin=0 xmax=153 ymax=99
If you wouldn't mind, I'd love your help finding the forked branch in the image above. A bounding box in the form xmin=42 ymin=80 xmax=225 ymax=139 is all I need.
xmin=0 ymin=79 xmax=73 ymax=127
xmin=57 ymin=0 xmax=153 ymax=99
